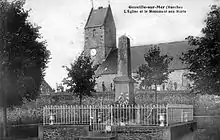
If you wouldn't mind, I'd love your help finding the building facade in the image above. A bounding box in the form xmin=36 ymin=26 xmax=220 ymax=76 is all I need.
xmin=84 ymin=5 xmax=193 ymax=92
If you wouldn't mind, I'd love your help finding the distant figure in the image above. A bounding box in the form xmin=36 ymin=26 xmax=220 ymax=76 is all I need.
xmin=174 ymin=82 xmax=177 ymax=90
xmin=102 ymin=81 xmax=106 ymax=92
xmin=162 ymin=84 xmax=165 ymax=91
xmin=60 ymin=83 xmax=64 ymax=92
xmin=169 ymin=81 xmax=173 ymax=91
xmin=167 ymin=81 xmax=173 ymax=91
xmin=110 ymin=83 xmax=113 ymax=92
xmin=187 ymin=83 xmax=191 ymax=90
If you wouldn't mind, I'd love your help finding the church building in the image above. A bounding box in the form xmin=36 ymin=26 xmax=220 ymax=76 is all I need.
xmin=83 ymin=5 xmax=193 ymax=92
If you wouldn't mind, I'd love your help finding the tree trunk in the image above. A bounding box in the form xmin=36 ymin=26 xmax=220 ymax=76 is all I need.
xmin=79 ymin=94 xmax=82 ymax=105
xmin=1 ymin=88 xmax=7 ymax=138
xmin=154 ymin=84 xmax=157 ymax=104
xmin=2 ymin=5 xmax=8 ymax=138
xmin=3 ymin=103 xmax=7 ymax=138
xmin=0 ymin=71 xmax=7 ymax=138
xmin=79 ymin=94 xmax=82 ymax=123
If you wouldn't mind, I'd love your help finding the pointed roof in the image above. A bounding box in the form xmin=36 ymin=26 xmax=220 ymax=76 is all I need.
xmin=85 ymin=5 xmax=110 ymax=29
xmin=40 ymin=79 xmax=53 ymax=94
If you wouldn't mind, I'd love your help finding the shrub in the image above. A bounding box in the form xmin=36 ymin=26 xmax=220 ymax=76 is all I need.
xmin=4 ymin=90 xmax=220 ymax=126
xmin=7 ymin=107 xmax=43 ymax=125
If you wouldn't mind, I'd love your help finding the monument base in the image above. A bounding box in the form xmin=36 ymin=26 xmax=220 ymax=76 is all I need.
xmin=113 ymin=76 xmax=136 ymax=105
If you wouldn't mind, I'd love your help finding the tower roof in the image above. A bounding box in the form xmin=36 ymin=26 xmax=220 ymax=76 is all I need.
xmin=85 ymin=6 xmax=110 ymax=28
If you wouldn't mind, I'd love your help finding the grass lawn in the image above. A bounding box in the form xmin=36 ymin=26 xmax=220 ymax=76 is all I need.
xmin=1 ymin=92 xmax=220 ymax=139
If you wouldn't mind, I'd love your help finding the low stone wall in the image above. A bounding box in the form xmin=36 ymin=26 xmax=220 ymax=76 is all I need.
xmin=40 ymin=125 xmax=152 ymax=140
xmin=39 ymin=125 xmax=89 ymax=140
xmin=40 ymin=122 xmax=197 ymax=140
xmin=116 ymin=126 xmax=162 ymax=140
xmin=194 ymin=116 xmax=220 ymax=139
xmin=194 ymin=116 xmax=220 ymax=129
xmin=170 ymin=121 xmax=197 ymax=140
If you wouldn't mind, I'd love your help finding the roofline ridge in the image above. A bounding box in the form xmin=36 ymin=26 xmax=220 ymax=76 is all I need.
xmin=85 ymin=25 xmax=103 ymax=29
xmin=102 ymin=47 xmax=117 ymax=64
xmin=102 ymin=5 xmax=111 ymax=27
xmin=42 ymin=79 xmax=53 ymax=90
xmin=131 ymin=40 xmax=188 ymax=48
xmin=84 ymin=8 xmax=94 ymax=29
xmin=160 ymin=40 xmax=188 ymax=45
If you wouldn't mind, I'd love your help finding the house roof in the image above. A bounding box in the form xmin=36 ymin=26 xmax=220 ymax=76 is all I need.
xmin=95 ymin=41 xmax=195 ymax=76
xmin=40 ymin=79 xmax=53 ymax=93
xmin=85 ymin=6 xmax=109 ymax=29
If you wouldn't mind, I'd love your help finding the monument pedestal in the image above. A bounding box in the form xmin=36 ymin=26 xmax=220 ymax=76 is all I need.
xmin=113 ymin=76 xmax=136 ymax=104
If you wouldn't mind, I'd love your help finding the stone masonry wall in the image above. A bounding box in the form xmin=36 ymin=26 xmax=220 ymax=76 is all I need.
xmin=95 ymin=69 xmax=191 ymax=92
xmin=84 ymin=26 xmax=105 ymax=65
xmin=95 ymin=74 xmax=117 ymax=92
xmin=39 ymin=125 xmax=89 ymax=140
xmin=41 ymin=125 xmax=172 ymax=140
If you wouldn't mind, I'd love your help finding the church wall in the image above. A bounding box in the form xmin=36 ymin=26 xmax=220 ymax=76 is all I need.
xmin=166 ymin=69 xmax=190 ymax=90
xmin=132 ymin=69 xmax=192 ymax=91
xmin=95 ymin=70 xmax=192 ymax=92
xmin=95 ymin=74 xmax=117 ymax=92
xmin=84 ymin=27 xmax=106 ymax=64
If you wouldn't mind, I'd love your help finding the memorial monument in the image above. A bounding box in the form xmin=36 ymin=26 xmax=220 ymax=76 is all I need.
xmin=113 ymin=35 xmax=136 ymax=104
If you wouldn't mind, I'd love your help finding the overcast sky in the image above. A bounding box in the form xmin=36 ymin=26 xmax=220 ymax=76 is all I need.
xmin=23 ymin=0 xmax=219 ymax=89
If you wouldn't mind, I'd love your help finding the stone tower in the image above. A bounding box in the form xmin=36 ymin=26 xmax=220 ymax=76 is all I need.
xmin=84 ymin=5 xmax=116 ymax=65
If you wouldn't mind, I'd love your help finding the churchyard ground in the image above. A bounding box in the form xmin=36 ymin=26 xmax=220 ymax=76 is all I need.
xmin=1 ymin=91 xmax=220 ymax=139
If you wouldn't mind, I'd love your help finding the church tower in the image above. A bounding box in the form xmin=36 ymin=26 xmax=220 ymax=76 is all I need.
xmin=84 ymin=5 xmax=116 ymax=65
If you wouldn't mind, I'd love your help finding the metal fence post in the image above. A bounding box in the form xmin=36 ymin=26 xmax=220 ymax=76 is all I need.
xmin=137 ymin=104 xmax=140 ymax=124
xmin=166 ymin=104 xmax=169 ymax=126
xmin=111 ymin=105 xmax=113 ymax=125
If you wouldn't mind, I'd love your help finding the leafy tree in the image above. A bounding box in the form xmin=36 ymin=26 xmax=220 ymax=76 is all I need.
xmin=181 ymin=5 xmax=220 ymax=95
xmin=63 ymin=53 xmax=98 ymax=105
xmin=0 ymin=0 xmax=50 ymax=137
xmin=137 ymin=46 xmax=173 ymax=103
xmin=0 ymin=0 xmax=50 ymax=106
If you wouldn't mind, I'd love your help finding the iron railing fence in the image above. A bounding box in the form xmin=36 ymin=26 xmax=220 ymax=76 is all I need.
xmin=43 ymin=104 xmax=193 ymax=131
